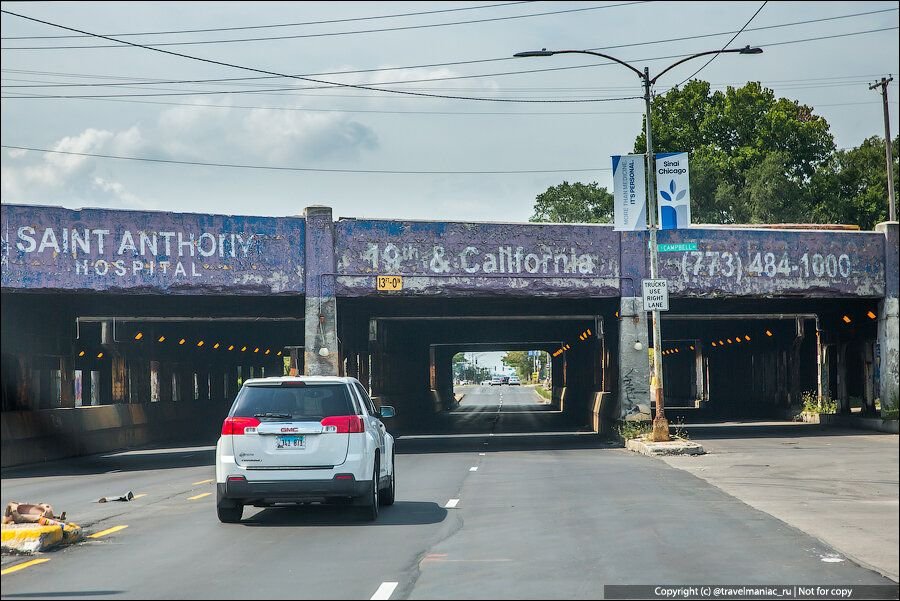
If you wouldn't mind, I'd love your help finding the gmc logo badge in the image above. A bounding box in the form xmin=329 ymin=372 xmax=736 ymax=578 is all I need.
xmin=280 ymin=427 xmax=299 ymax=433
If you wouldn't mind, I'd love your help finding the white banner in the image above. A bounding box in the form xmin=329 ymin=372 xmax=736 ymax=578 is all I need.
xmin=656 ymin=152 xmax=691 ymax=230
xmin=612 ymin=154 xmax=647 ymax=231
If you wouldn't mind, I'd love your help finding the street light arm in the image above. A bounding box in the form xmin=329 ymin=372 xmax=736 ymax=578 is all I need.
xmin=513 ymin=49 xmax=644 ymax=80
xmin=650 ymin=45 xmax=762 ymax=85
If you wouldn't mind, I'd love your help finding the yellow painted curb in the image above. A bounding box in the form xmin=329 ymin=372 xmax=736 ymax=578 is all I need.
xmin=0 ymin=522 xmax=82 ymax=553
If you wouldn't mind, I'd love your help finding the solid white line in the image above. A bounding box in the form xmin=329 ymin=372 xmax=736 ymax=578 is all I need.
xmin=445 ymin=499 xmax=460 ymax=508
xmin=371 ymin=581 xmax=399 ymax=600
xmin=469 ymin=466 xmax=478 ymax=472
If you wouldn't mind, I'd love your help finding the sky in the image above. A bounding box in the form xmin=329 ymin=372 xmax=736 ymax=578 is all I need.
xmin=1 ymin=1 xmax=898 ymax=223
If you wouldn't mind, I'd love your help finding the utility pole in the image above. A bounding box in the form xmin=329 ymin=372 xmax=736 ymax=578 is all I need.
xmin=870 ymin=76 xmax=897 ymax=222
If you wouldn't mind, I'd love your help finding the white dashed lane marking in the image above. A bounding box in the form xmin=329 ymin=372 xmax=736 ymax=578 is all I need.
xmin=371 ymin=581 xmax=399 ymax=600
xmin=445 ymin=499 xmax=460 ymax=508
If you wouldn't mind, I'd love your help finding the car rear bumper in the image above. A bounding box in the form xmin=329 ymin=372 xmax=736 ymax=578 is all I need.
xmin=218 ymin=479 xmax=370 ymax=503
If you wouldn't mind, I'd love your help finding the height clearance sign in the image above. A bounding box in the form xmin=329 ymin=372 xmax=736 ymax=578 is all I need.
xmin=656 ymin=152 xmax=691 ymax=230
xmin=612 ymin=154 xmax=647 ymax=231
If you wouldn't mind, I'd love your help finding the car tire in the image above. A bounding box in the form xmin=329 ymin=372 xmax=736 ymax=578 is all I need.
xmin=380 ymin=454 xmax=395 ymax=507
xmin=217 ymin=500 xmax=243 ymax=523
xmin=359 ymin=458 xmax=380 ymax=521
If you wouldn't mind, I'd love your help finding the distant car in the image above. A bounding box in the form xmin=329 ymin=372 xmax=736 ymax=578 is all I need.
xmin=215 ymin=376 xmax=396 ymax=523
xmin=508 ymin=375 xmax=521 ymax=386
xmin=490 ymin=376 xmax=503 ymax=386
xmin=501 ymin=376 xmax=510 ymax=385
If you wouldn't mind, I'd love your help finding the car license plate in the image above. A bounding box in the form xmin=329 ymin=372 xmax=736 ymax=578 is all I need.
xmin=276 ymin=435 xmax=305 ymax=449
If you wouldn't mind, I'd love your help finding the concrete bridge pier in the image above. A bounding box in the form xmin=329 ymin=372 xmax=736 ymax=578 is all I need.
xmin=876 ymin=221 xmax=899 ymax=415
xmin=304 ymin=206 xmax=340 ymax=376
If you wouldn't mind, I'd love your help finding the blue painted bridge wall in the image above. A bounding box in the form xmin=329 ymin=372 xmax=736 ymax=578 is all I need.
xmin=1 ymin=205 xmax=305 ymax=294
xmin=0 ymin=204 xmax=888 ymax=299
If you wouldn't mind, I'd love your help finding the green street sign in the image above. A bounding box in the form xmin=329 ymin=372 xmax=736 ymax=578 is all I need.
xmin=657 ymin=242 xmax=698 ymax=252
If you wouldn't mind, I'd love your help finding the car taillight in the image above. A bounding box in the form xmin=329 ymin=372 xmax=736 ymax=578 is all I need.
xmin=222 ymin=416 xmax=261 ymax=435
xmin=320 ymin=415 xmax=365 ymax=433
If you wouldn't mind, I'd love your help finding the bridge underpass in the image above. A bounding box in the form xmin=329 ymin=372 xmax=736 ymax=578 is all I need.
xmin=1 ymin=203 xmax=896 ymax=466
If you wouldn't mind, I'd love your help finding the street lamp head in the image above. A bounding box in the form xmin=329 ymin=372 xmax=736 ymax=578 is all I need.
xmin=739 ymin=45 xmax=763 ymax=55
xmin=513 ymin=49 xmax=554 ymax=58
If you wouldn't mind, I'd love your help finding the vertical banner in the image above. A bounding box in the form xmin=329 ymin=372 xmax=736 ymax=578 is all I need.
xmin=656 ymin=152 xmax=691 ymax=230
xmin=612 ymin=154 xmax=647 ymax=231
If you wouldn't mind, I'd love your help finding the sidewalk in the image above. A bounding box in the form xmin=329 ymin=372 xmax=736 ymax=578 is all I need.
xmin=659 ymin=421 xmax=899 ymax=582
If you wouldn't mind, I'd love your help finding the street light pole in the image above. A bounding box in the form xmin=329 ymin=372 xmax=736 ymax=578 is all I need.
xmin=513 ymin=45 xmax=762 ymax=441
xmin=641 ymin=66 xmax=668 ymax=441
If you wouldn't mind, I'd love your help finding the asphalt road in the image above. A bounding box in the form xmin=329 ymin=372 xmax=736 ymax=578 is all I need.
xmin=1 ymin=386 xmax=895 ymax=600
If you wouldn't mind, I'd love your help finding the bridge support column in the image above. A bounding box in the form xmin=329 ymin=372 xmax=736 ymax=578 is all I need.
xmin=876 ymin=221 xmax=899 ymax=416
xmin=692 ymin=341 xmax=706 ymax=404
xmin=618 ymin=297 xmax=651 ymax=420
xmin=304 ymin=206 xmax=340 ymax=376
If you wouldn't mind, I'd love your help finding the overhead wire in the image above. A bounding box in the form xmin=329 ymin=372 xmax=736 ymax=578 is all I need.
xmin=0 ymin=145 xmax=613 ymax=174
xmin=1 ymin=6 xmax=895 ymax=90
xmin=3 ymin=25 xmax=897 ymax=101
xmin=0 ymin=2 xmax=651 ymax=50
xmin=0 ymin=2 xmax=537 ymax=39
xmin=0 ymin=8 xmax=643 ymax=104
xmin=675 ymin=1 xmax=768 ymax=87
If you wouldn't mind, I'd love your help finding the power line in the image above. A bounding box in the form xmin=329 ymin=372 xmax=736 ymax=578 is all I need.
xmin=0 ymin=2 xmax=536 ymax=39
xmin=1 ymin=7 xmax=894 ymax=90
xmin=676 ymin=1 xmax=768 ymax=87
xmin=0 ymin=8 xmax=641 ymax=104
xmin=0 ymin=2 xmax=651 ymax=50
xmin=0 ymin=145 xmax=612 ymax=174
xmin=3 ymin=73 xmax=888 ymax=94
xmin=3 ymin=25 xmax=897 ymax=101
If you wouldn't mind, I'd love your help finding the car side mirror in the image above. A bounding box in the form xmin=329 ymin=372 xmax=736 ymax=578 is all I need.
xmin=379 ymin=405 xmax=396 ymax=419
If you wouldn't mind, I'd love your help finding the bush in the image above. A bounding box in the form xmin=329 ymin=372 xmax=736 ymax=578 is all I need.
xmin=801 ymin=391 xmax=837 ymax=415
xmin=617 ymin=420 xmax=651 ymax=440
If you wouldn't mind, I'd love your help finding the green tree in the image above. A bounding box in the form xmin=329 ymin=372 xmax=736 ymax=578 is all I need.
xmin=634 ymin=80 xmax=835 ymax=224
xmin=812 ymin=135 xmax=899 ymax=230
xmin=501 ymin=351 xmax=548 ymax=381
xmin=529 ymin=181 xmax=614 ymax=223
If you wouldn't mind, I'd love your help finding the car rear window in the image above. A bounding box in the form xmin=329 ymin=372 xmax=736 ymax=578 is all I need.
xmin=231 ymin=384 xmax=355 ymax=420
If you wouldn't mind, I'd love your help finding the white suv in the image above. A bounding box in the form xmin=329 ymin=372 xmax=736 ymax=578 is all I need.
xmin=215 ymin=376 xmax=396 ymax=523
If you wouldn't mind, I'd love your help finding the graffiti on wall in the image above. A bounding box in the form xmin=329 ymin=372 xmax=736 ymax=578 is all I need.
xmin=335 ymin=220 xmax=621 ymax=297
xmin=656 ymin=228 xmax=886 ymax=297
xmin=1 ymin=205 xmax=305 ymax=294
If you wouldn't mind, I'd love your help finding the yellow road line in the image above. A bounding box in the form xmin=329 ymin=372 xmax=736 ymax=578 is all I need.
xmin=187 ymin=492 xmax=211 ymax=501
xmin=132 ymin=493 xmax=147 ymax=499
xmin=88 ymin=525 xmax=129 ymax=539
xmin=1 ymin=558 xmax=50 ymax=575
xmin=192 ymin=478 xmax=214 ymax=485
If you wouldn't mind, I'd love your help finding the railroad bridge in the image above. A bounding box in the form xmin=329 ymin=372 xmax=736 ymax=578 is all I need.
xmin=2 ymin=203 xmax=897 ymax=465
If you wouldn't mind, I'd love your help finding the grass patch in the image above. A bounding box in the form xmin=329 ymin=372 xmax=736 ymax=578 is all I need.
xmin=534 ymin=386 xmax=552 ymax=401
xmin=617 ymin=420 xmax=651 ymax=440
xmin=802 ymin=391 xmax=837 ymax=415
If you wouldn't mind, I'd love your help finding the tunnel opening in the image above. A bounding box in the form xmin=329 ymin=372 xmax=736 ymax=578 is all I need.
xmin=337 ymin=297 xmax=618 ymax=436
xmin=1 ymin=291 xmax=306 ymax=459
xmin=655 ymin=297 xmax=881 ymax=422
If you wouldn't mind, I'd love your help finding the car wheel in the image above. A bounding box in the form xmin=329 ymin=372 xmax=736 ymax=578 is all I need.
xmin=217 ymin=500 xmax=243 ymax=523
xmin=379 ymin=454 xmax=395 ymax=507
xmin=359 ymin=458 xmax=380 ymax=521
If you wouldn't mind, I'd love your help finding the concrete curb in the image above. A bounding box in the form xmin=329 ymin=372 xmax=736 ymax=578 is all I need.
xmin=1 ymin=523 xmax=82 ymax=554
xmin=625 ymin=435 xmax=705 ymax=456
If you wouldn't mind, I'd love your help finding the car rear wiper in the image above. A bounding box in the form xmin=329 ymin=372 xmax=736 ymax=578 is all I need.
xmin=253 ymin=412 xmax=293 ymax=419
